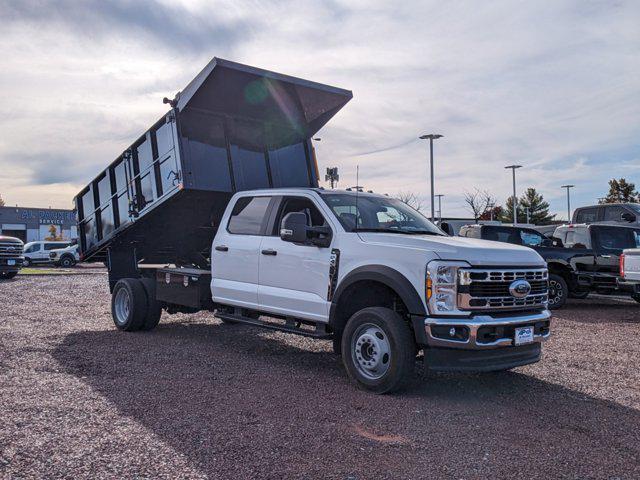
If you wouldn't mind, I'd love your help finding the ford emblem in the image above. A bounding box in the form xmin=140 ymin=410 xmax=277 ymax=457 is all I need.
xmin=509 ymin=280 xmax=531 ymax=298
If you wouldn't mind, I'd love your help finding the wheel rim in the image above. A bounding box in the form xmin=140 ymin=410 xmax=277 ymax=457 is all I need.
xmin=548 ymin=279 xmax=563 ymax=305
xmin=351 ymin=323 xmax=391 ymax=380
xmin=114 ymin=288 xmax=131 ymax=325
xmin=62 ymin=258 xmax=71 ymax=267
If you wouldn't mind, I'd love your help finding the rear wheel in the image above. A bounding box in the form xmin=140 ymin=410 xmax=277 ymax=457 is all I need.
xmin=548 ymin=274 xmax=568 ymax=309
xmin=342 ymin=307 xmax=415 ymax=394
xmin=632 ymin=294 xmax=640 ymax=304
xmin=139 ymin=278 xmax=162 ymax=331
xmin=111 ymin=278 xmax=148 ymax=331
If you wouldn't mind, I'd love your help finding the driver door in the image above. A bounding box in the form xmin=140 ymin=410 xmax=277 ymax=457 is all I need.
xmin=258 ymin=195 xmax=334 ymax=322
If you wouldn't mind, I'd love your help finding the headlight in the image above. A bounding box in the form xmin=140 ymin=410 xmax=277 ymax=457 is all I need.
xmin=426 ymin=260 xmax=470 ymax=315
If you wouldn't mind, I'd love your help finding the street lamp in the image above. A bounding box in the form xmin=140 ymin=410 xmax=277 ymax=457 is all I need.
xmin=505 ymin=165 xmax=522 ymax=225
xmin=561 ymin=184 xmax=575 ymax=222
xmin=435 ymin=194 xmax=445 ymax=223
xmin=419 ymin=134 xmax=444 ymax=221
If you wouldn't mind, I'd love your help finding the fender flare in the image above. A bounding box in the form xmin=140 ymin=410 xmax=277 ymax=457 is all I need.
xmin=329 ymin=265 xmax=426 ymax=327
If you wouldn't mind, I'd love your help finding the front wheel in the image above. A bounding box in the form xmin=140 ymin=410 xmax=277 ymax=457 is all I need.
xmin=0 ymin=271 xmax=18 ymax=280
xmin=341 ymin=307 xmax=416 ymax=394
xmin=548 ymin=274 xmax=568 ymax=309
xmin=632 ymin=294 xmax=640 ymax=304
xmin=23 ymin=258 xmax=31 ymax=267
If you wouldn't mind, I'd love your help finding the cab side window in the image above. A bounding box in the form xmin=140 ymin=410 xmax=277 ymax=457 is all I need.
xmin=603 ymin=205 xmax=625 ymax=222
xmin=227 ymin=196 xmax=272 ymax=235
xmin=275 ymin=197 xmax=328 ymax=234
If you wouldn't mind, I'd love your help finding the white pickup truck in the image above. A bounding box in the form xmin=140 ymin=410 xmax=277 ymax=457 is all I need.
xmin=109 ymin=189 xmax=551 ymax=393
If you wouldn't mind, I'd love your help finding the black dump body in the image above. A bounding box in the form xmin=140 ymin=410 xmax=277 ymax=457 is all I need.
xmin=74 ymin=58 xmax=352 ymax=266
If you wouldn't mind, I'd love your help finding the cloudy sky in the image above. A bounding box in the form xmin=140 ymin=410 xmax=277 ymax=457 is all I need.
xmin=1 ymin=0 xmax=638 ymax=219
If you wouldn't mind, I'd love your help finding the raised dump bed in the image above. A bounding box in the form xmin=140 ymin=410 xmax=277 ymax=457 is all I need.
xmin=75 ymin=58 xmax=352 ymax=268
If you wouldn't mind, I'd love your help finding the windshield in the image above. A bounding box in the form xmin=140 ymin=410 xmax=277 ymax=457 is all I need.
xmin=321 ymin=193 xmax=444 ymax=235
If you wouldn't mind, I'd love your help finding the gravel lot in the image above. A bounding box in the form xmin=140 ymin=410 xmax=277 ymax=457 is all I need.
xmin=1 ymin=274 xmax=639 ymax=479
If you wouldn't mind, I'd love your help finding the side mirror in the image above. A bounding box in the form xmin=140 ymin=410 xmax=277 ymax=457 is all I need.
xmin=541 ymin=238 xmax=553 ymax=247
xmin=621 ymin=212 xmax=636 ymax=223
xmin=280 ymin=212 xmax=308 ymax=243
xmin=308 ymin=225 xmax=332 ymax=248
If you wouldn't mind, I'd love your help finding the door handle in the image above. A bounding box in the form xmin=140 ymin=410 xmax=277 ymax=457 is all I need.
xmin=215 ymin=245 xmax=229 ymax=252
xmin=261 ymin=249 xmax=277 ymax=256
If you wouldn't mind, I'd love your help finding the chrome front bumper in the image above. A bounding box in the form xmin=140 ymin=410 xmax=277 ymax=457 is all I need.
xmin=424 ymin=310 xmax=551 ymax=350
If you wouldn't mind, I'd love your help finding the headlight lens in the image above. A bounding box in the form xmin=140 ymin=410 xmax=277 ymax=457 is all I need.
xmin=426 ymin=261 xmax=470 ymax=315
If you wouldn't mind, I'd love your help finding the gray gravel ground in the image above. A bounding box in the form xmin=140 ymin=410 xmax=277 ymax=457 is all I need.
xmin=1 ymin=274 xmax=639 ymax=479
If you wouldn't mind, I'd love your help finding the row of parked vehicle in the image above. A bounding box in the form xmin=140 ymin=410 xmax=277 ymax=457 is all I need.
xmin=452 ymin=206 xmax=640 ymax=308
xmin=0 ymin=238 xmax=79 ymax=279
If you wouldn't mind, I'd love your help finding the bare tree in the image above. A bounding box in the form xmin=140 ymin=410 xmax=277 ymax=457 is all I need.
xmin=394 ymin=191 xmax=424 ymax=212
xmin=0 ymin=194 xmax=4 ymax=207
xmin=464 ymin=188 xmax=495 ymax=222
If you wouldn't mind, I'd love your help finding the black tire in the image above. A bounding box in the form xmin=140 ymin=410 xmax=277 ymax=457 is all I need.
xmin=341 ymin=307 xmax=415 ymax=394
xmin=111 ymin=278 xmax=148 ymax=331
xmin=632 ymin=294 xmax=640 ymax=304
xmin=548 ymin=274 xmax=568 ymax=309
xmin=23 ymin=258 xmax=31 ymax=267
xmin=569 ymin=290 xmax=589 ymax=299
xmin=60 ymin=255 xmax=75 ymax=268
xmin=0 ymin=271 xmax=18 ymax=280
xmin=139 ymin=277 xmax=162 ymax=331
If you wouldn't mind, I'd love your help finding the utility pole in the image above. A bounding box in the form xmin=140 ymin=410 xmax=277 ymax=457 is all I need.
xmin=561 ymin=185 xmax=575 ymax=222
xmin=505 ymin=165 xmax=522 ymax=225
xmin=419 ymin=134 xmax=444 ymax=221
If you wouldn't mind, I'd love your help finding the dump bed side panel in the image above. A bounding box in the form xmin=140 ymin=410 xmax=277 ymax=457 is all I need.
xmin=76 ymin=112 xmax=182 ymax=260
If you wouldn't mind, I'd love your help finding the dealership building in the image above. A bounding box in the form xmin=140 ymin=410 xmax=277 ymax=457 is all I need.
xmin=0 ymin=206 xmax=78 ymax=243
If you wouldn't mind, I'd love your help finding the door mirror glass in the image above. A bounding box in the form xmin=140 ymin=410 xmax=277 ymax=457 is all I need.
xmin=621 ymin=212 xmax=636 ymax=223
xmin=280 ymin=212 xmax=308 ymax=243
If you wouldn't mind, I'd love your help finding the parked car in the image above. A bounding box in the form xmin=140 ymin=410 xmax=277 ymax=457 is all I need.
xmin=23 ymin=240 xmax=71 ymax=267
xmin=0 ymin=235 xmax=24 ymax=279
xmin=461 ymin=223 xmax=640 ymax=307
xmin=572 ymin=203 xmax=640 ymax=226
xmin=49 ymin=242 xmax=79 ymax=267
xmin=73 ymin=58 xmax=552 ymax=394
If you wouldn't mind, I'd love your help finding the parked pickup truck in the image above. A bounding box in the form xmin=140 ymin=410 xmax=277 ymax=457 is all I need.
xmin=460 ymin=223 xmax=640 ymax=307
xmin=0 ymin=235 xmax=24 ymax=279
xmin=75 ymin=58 xmax=552 ymax=393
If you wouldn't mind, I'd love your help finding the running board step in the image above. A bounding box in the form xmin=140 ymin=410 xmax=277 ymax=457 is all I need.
xmin=215 ymin=313 xmax=333 ymax=339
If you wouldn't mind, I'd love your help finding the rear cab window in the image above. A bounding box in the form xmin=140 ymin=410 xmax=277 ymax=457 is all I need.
xmin=227 ymin=196 xmax=272 ymax=235
xmin=575 ymin=208 xmax=598 ymax=223
xmin=592 ymin=226 xmax=640 ymax=254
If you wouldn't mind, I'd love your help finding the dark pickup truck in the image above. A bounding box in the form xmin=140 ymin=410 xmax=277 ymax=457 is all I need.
xmin=0 ymin=235 xmax=24 ymax=279
xmin=459 ymin=223 xmax=640 ymax=308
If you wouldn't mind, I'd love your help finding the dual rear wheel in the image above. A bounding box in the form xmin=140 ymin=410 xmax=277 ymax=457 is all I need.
xmin=111 ymin=278 xmax=162 ymax=331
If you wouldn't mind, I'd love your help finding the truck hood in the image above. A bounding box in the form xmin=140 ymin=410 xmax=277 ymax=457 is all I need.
xmin=357 ymin=233 xmax=545 ymax=267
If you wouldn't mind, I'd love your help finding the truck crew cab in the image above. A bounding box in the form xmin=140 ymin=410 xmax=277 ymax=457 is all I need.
xmin=75 ymin=58 xmax=551 ymax=393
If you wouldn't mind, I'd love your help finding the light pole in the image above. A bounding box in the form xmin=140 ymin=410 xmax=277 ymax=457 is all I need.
xmin=435 ymin=194 xmax=445 ymax=223
xmin=505 ymin=165 xmax=522 ymax=225
xmin=561 ymin=184 xmax=574 ymax=222
xmin=419 ymin=134 xmax=443 ymax=221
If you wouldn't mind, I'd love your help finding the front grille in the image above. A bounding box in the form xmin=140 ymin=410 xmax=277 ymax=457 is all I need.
xmin=458 ymin=267 xmax=548 ymax=311
xmin=0 ymin=242 xmax=23 ymax=257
